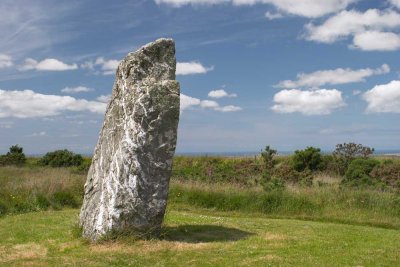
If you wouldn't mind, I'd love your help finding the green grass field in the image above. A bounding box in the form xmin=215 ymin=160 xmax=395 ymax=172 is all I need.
xmin=1 ymin=208 xmax=399 ymax=266
xmin=1 ymin=157 xmax=400 ymax=266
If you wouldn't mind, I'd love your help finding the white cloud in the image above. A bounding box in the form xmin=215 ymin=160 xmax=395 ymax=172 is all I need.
xmin=97 ymin=57 xmax=120 ymax=75
xmin=390 ymin=0 xmax=400 ymax=8
xmin=61 ymin=86 xmax=94 ymax=93
xmin=208 ymin=89 xmax=237 ymax=98
xmin=0 ymin=89 xmax=106 ymax=118
xmin=0 ymin=54 xmax=13 ymax=69
xmin=352 ymin=31 xmax=400 ymax=51
xmin=180 ymin=93 xmax=241 ymax=112
xmin=180 ymin=93 xmax=201 ymax=110
xmin=215 ymin=105 xmax=242 ymax=112
xmin=96 ymin=94 xmax=112 ymax=103
xmin=200 ymin=100 xmax=220 ymax=108
xmin=272 ymin=89 xmax=345 ymax=115
xmin=156 ymin=0 xmax=354 ymax=18
xmin=265 ymin=11 xmax=283 ymax=20
xmin=81 ymin=57 xmax=120 ymax=75
xmin=304 ymin=9 xmax=400 ymax=51
xmin=176 ymin=61 xmax=213 ymax=75
xmin=19 ymin=58 xmax=78 ymax=71
xmin=352 ymin=90 xmax=362 ymax=95
xmin=276 ymin=64 xmax=390 ymax=88
xmin=363 ymin=80 xmax=400 ymax=113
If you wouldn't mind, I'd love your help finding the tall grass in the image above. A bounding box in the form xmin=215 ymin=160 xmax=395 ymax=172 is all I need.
xmin=0 ymin=166 xmax=85 ymax=215
xmin=1 ymin=157 xmax=400 ymax=229
xmin=169 ymin=180 xmax=400 ymax=229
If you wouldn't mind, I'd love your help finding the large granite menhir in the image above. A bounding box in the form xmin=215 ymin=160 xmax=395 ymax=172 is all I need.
xmin=79 ymin=39 xmax=180 ymax=241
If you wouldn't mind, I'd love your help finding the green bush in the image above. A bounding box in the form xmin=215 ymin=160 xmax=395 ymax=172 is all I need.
xmin=0 ymin=145 xmax=26 ymax=166
xmin=172 ymin=156 xmax=262 ymax=186
xmin=319 ymin=154 xmax=341 ymax=174
xmin=35 ymin=195 xmax=51 ymax=209
xmin=343 ymin=158 xmax=380 ymax=187
xmin=292 ymin=147 xmax=322 ymax=172
xmin=370 ymin=160 xmax=400 ymax=189
xmin=0 ymin=201 xmax=8 ymax=216
xmin=52 ymin=191 xmax=79 ymax=208
xmin=39 ymin=149 xmax=83 ymax=167
xmin=273 ymin=157 xmax=298 ymax=183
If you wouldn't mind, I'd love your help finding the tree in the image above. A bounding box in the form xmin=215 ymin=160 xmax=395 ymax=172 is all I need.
xmin=333 ymin=143 xmax=374 ymax=175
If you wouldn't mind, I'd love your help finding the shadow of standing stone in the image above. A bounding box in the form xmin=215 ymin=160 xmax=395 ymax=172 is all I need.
xmin=162 ymin=224 xmax=254 ymax=243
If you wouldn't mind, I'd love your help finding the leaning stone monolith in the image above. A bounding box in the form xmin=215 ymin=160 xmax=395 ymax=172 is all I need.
xmin=79 ymin=38 xmax=180 ymax=241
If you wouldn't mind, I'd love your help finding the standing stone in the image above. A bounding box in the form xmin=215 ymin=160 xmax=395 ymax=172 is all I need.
xmin=79 ymin=38 xmax=180 ymax=241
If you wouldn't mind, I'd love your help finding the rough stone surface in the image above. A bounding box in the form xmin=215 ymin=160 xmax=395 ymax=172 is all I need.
xmin=79 ymin=38 xmax=180 ymax=241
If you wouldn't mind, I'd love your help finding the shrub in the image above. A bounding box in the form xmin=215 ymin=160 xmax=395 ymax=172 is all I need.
xmin=274 ymin=158 xmax=299 ymax=183
xmin=39 ymin=149 xmax=83 ymax=167
xmin=262 ymin=177 xmax=285 ymax=192
xmin=0 ymin=145 xmax=26 ymax=166
xmin=370 ymin=160 xmax=400 ymax=189
xmin=292 ymin=147 xmax=322 ymax=172
xmin=52 ymin=191 xmax=79 ymax=208
xmin=0 ymin=201 xmax=8 ymax=216
xmin=172 ymin=156 xmax=262 ymax=186
xmin=35 ymin=195 xmax=51 ymax=209
xmin=261 ymin=146 xmax=277 ymax=169
xmin=343 ymin=158 xmax=380 ymax=187
xmin=260 ymin=146 xmax=284 ymax=191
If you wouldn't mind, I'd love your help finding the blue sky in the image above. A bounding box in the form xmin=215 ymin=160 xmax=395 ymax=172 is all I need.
xmin=1 ymin=0 xmax=400 ymax=154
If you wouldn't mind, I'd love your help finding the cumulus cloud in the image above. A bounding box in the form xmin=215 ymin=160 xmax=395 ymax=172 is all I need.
xmin=208 ymin=89 xmax=237 ymax=98
xmin=363 ymin=80 xmax=400 ymax=113
xmin=180 ymin=94 xmax=202 ymax=110
xmin=95 ymin=57 xmax=120 ymax=75
xmin=215 ymin=105 xmax=242 ymax=112
xmin=19 ymin=58 xmax=78 ymax=71
xmin=304 ymin=9 xmax=400 ymax=51
xmin=200 ymin=100 xmax=220 ymax=108
xmin=0 ymin=89 xmax=106 ymax=118
xmin=276 ymin=64 xmax=390 ymax=88
xmin=96 ymin=94 xmax=112 ymax=103
xmin=176 ymin=61 xmax=213 ymax=75
xmin=81 ymin=57 xmax=120 ymax=75
xmin=352 ymin=31 xmax=400 ymax=51
xmin=0 ymin=54 xmax=13 ymax=69
xmin=272 ymin=89 xmax=345 ymax=115
xmin=61 ymin=86 xmax=94 ymax=93
xmin=156 ymin=0 xmax=354 ymax=18
xmin=390 ymin=0 xmax=400 ymax=8
xmin=180 ymin=93 xmax=241 ymax=112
